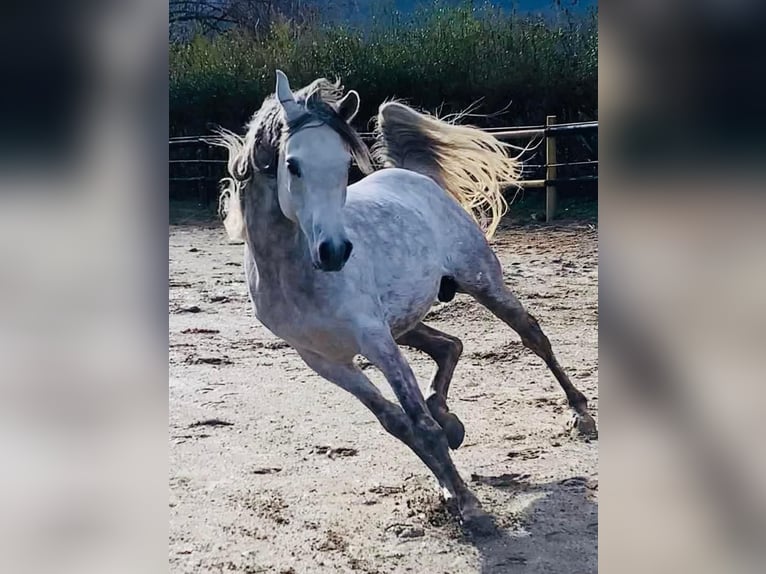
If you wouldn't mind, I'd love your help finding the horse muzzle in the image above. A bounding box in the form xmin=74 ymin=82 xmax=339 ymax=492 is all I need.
xmin=315 ymin=238 xmax=353 ymax=272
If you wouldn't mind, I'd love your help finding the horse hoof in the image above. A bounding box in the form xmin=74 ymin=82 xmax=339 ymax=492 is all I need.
xmin=442 ymin=412 xmax=466 ymax=450
xmin=460 ymin=504 xmax=496 ymax=537
xmin=568 ymin=412 xmax=598 ymax=440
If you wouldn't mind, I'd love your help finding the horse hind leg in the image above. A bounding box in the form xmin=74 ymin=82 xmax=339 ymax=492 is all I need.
xmin=457 ymin=256 xmax=598 ymax=439
xmin=486 ymin=289 xmax=597 ymax=437
xmin=397 ymin=322 xmax=466 ymax=449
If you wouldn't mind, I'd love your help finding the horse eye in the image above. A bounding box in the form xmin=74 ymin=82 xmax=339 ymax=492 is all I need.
xmin=286 ymin=158 xmax=301 ymax=178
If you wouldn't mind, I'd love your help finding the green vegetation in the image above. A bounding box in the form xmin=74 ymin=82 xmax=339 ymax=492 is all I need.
xmin=170 ymin=2 xmax=597 ymax=136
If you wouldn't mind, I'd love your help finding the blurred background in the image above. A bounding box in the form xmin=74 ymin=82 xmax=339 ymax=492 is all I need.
xmin=600 ymin=1 xmax=766 ymax=572
xmin=1 ymin=0 xmax=766 ymax=572
xmin=169 ymin=0 xmax=598 ymax=219
xmin=169 ymin=0 xmax=598 ymax=132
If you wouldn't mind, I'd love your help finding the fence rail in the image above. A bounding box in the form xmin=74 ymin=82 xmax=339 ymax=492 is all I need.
xmin=170 ymin=118 xmax=597 ymax=221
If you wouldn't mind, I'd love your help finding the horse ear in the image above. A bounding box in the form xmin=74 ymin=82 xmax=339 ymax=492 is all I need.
xmin=335 ymin=90 xmax=360 ymax=123
xmin=275 ymin=70 xmax=300 ymax=119
xmin=275 ymin=70 xmax=294 ymax=103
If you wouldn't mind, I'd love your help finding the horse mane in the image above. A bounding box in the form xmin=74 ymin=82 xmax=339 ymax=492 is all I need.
xmin=213 ymin=77 xmax=521 ymax=242
xmin=212 ymin=77 xmax=373 ymax=241
xmin=212 ymin=128 xmax=250 ymax=242
xmin=372 ymin=101 xmax=522 ymax=239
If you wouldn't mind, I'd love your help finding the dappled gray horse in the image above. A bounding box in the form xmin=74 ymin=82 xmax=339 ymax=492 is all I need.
xmin=215 ymin=70 xmax=597 ymax=531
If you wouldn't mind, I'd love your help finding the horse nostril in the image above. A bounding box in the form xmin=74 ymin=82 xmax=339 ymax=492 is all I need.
xmin=342 ymin=240 xmax=353 ymax=263
xmin=317 ymin=239 xmax=351 ymax=270
xmin=318 ymin=241 xmax=333 ymax=265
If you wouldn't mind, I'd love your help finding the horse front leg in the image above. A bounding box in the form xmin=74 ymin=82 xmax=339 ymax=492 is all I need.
xmin=297 ymin=350 xmax=460 ymax=499
xmin=397 ymin=322 xmax=466 ymax=449
xmin=296 ymin=349 xmax=413 ymax=443
xmin=356 ymin=329 xmax=494 ymax=534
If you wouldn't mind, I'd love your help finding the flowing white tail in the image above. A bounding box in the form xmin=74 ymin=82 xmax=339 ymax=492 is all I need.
xmin=373 ymin=101 xmax=522 ymax=238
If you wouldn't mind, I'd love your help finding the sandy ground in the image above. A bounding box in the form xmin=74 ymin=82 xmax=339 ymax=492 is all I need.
xmin=169 ymin=221 xmax=598 ymax=574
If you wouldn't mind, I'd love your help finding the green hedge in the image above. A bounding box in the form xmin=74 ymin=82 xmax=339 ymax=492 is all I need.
xmin=170 ymin=3 xmax=597 ymax=136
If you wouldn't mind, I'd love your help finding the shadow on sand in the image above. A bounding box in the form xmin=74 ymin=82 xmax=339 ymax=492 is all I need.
xmin=461 ymin=473 xmax=598 ymax=574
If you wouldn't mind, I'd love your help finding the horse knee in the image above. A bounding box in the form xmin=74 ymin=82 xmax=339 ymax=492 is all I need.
xmin=431 ymin=334 xmax=462 ymax=371
xmin=448 ymin=336 xmax=463 ymax=360
xmin=377 ymin=407 xmax=412 ymax=441
xmin=414 ymin=415 xmax=450 ymax=453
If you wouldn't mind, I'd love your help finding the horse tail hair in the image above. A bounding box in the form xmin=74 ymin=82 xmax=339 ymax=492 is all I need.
xmin=208 ymin=128 xmax=249 ymax=242
xmin=372 ymin=101 xmax=523 ymax=239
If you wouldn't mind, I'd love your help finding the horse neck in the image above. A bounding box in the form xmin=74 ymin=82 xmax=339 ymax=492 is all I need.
xmin=242 ymin=178 xmax=307 ymax=266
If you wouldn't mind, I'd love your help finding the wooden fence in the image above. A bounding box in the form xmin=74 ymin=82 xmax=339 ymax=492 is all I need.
xmin=170 ymin=117 xmax=597 ymax=222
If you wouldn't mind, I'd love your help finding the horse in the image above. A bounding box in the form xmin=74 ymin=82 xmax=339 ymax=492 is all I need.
xmin=214 ymin=70 xmax=597 ymax=532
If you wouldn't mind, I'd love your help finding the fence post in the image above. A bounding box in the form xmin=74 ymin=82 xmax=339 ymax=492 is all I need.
xmin=196 ymin=146 xmax=205 ymax=205
xmin=545 ymin=115 xmax=557 ymax=222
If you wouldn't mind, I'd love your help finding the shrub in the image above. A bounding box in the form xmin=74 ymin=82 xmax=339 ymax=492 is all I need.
xmin=170 ymin=2 xmax=597 ymax=136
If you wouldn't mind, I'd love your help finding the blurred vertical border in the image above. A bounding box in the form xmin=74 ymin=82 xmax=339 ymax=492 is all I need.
xmin=2 ymin=0 xmax=766 ymax=572
xmin=0 ymin=1 xmax=168 ymax=573
xmin=601 ymin=1 xmax=766 ymax=572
